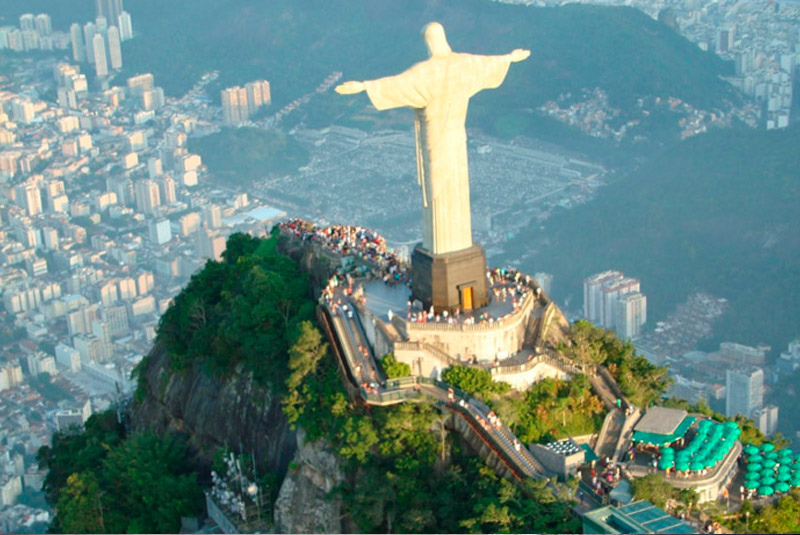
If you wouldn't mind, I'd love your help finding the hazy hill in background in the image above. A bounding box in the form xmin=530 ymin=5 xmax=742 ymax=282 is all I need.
xmin=114 ymin=0 xmax=736 ymax=155
xmin=507 ymin=123 xmax=800 ymax=355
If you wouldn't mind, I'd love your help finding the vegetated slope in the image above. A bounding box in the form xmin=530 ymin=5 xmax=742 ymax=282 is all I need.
xmin=510 ymin=124 xmax=800 ymax=354
xmin=118 ymin=0 xmax=735 ymax=150
xmin=130 ymin=231 xmax=582 ymax=533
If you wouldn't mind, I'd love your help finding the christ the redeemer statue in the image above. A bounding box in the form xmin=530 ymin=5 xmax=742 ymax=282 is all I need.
xmin=336 ymin=22 xmax=530 ymax=256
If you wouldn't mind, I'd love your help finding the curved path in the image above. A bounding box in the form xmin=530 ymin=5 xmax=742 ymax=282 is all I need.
xmin=322 ymin=299 xmax=547 ymax=481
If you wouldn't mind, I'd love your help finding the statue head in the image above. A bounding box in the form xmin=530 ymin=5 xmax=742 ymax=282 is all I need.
xmin=422 ymin=22 xmax=452 ymax=57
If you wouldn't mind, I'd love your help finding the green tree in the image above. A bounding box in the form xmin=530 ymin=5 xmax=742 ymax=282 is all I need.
xmin=380 ymin=353 xmax=411 ymax=379
xmin=286 ymin=321 xmax=328 ymax=390
xmin=38 ymin=410 xmax=203 ymax=534
xmin=98 ymin=432 xmax=203 ymax=533
xmin=565 ymin=321 xmax=671 ymax=407
xmin=631 ymin=473 xmax=674 ymax=509
xmin=55 ymin=472 xmax=105 ymax=533
xmin=441 ymin=365 xmax=510 ymax=399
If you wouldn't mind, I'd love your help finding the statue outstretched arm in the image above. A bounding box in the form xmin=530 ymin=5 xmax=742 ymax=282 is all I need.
xmin=508 ymin=49 xmax=531 ymax=62
xmin=335 ymin=81 xmax=366 ymax=95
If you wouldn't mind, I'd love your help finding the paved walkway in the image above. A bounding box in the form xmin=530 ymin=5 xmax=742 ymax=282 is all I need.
xmin=324 ymin=297 xmax=547 ymax=480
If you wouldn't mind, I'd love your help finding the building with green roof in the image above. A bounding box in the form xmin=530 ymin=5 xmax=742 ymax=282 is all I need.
xmin=583 ymin=500 xmax=696 ymax=534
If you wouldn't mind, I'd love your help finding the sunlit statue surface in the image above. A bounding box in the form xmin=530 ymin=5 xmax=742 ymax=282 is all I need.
xmin=336 ymin=22 xmax=530 ymax=255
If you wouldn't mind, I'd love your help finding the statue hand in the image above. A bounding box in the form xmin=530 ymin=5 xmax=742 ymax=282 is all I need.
xmin=509 ymin=49 xmax=531 ymax=62
xmin=335 ymin=81 xmax=366 ymax=95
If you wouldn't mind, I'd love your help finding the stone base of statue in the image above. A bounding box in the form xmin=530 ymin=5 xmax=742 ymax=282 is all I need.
xmin=411 ymin=244 xmax=489 ymax=314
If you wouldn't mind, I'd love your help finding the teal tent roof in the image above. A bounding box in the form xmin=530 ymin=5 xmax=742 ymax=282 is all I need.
xmin=632 ymin=416 xmax=696 ymax=446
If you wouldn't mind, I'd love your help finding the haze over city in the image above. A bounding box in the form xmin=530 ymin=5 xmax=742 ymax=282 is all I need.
xmin=0 ymin=0 xmax=799 ymax=533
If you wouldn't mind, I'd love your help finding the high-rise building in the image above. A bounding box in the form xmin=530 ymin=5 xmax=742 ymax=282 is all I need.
xmin=245 ymin=80 xmax=271 ymax=114
xmin=127 ymin=73 xmax=154 ymax=96
xmin=6 ymin=29 xmax=24 ymax=52
xmin=118 ymin=11 xmax=133 ymax=41
xmin=14 ymin=182 xmax=42 ymax=216
xmin=134 ymin=178 xmax=160 ymax=215
xmin=221 ymin=86 xmax=249 ymax=125
xmin=35 ymin=14 xmax=52 ymax=36
xmin=21 ymin=29 xmax=40 ymax=51
xmin=96 ymin=0 xmax=124 ymax=28
xmin=147 ymin=157 xmax=162 ymax=178
xmin=753 ymin=404 xmax=779 ymax=436
xmin=600 ymin=277 xmax=640 ymax=329
xmin=156 ymin=175 xmax=177 ymax=204
xmin=95 ymin=15 xmax=108 ymax=34
xmin=725 ymin=367 xmax=763 ymax=419
xmin=11 ymin=98 xmax=35 ymax=124
xmin=204 ymin=204 xmax=222 ymax=229
xmin=148 ymin=218 xmax=171 ymax=245
xmin=107 ymin=26 xmax=122 ymax=70
xmin=583 ymin=271 xmax=623 ymax=324
xmin=19 ymin=14 xmax=35 ymax=32
xmin=92 ymin=33 xmax=108 ymax=77
xmin=83 ymin=22 xmax=96 ymax=64
xmin=615 ymin=292 xmax=647 ymax=340
xmin=103 ymin=305 xmax=129 ymax=337
xmin=716 ymin=25 xmax=735 ymax=53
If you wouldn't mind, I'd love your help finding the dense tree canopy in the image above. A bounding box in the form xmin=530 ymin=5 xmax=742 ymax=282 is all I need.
xmin=441 ymin=365 xmax=510 ymax=399
xmin=567 ymin=320 xmax=671 ymax=407
xmin=493 ymin=375 xmax=605 ymax=444
xmin=380 ymin=353 xmax=412 ymax=379
xmin=37 ymin=411 xmax=202 ymax=533
xmin=154 ymin=232 xmax=315 ymax=388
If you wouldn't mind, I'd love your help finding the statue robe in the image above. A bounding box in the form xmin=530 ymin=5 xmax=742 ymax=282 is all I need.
xmin=364 ymin=53 xmax=511 ymax=255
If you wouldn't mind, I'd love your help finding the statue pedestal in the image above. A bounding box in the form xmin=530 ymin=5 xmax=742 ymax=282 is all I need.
xmin=411 ymin=244 xmax=489 ymax=314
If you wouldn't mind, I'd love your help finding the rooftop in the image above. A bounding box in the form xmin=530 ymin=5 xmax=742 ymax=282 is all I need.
xmin=635 ymin=406 xmax=688 ymax=436
xmin=583 ymin=500 xmax=696 ymax=534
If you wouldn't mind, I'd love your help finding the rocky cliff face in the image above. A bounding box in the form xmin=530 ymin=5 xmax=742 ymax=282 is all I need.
xmin=274 ymin=429 xmax=345 ymax=534
xmin=133 ymin=339 xmax=348 ymax=533
xmin=132 ymin=346 xmax=297 ymax=476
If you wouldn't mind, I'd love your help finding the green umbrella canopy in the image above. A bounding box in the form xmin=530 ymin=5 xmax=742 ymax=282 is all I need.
xmin=690 ymin=460 xmax=705 ymax=471
xmin=745 ymin=471 xmax=760 ymax=481
xmin=762 ymin=468 xmax=775 ymax=479
xmin=765 ymin=459 xmax=778 ymax=469
xmin=748 ymin=454 xmax=764 ymax=464
xmin=758 ymin=485 xmax=775 ymax=496
xmin=662 ymin=447 xmax=675 ymax=455
xmin=744 ymin=445 xmax=760 ymax=455
xmin=761 ymin=443 xmax=776 ymax=452
xmin=778 ymin=448 xmax=793 ymax=458
xmin=777 ymin=472 xmax=792 ymax=482
xmin=761 ymin=476 xmax=777 ymax=487
xmin=765 ymin=451 xmax=779 ymax=461
xmin=792 ymin=462 xmax=800 ymax=472
xmin=792 ymin=478 xmax=800 ymax=488
xmin=724 ymin=420 xmax=739 ymax=429
xmin=659 ymin=459 xmax=675 ymax=470
xmin=747 ymin=463 xmax=763 ymax=472
xmin=777 ymin=465 xmax=792 ymax=475
xmin=675 ymin=461 xmax=690 ymax=472
xmin=698 ymin=419 xmax=714 ymax=429
xmin=704 ymin=458 xmax=717 ymax=469
xmin=745 ymin=479 xmax=760 ymax=490
xmin=775 ymin=481 xmax=791 ymax=493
